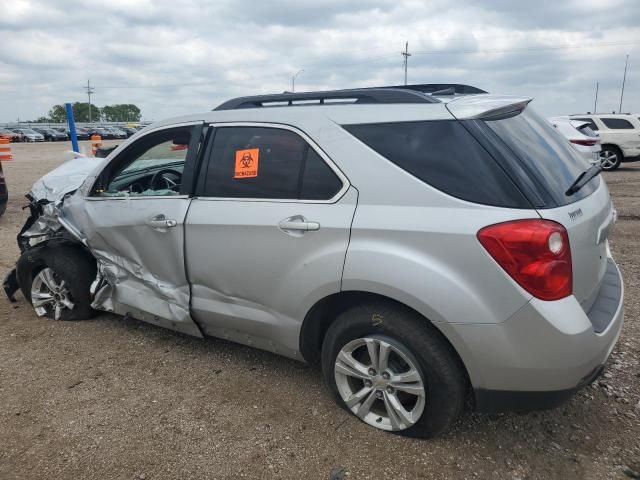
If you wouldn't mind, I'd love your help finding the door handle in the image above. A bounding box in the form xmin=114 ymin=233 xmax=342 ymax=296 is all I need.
xmin=278 ymin=215 xmax=321 ymax=234
xmin=148 ymin=214 xmax=177 ymax=230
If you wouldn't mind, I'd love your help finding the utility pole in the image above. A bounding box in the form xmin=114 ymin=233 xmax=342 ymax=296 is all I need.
xmin=593 ymin=82 xmax=599 ymax=113
xmin=85 ymin=79 xmax=95 ymax=124
xmin=618 ymin=54 xmax=629 ymax=114
xmin=292 ymin=70 xmax=304 ymax=93
xmin=401 ymin=41 xmax=411 ymax=85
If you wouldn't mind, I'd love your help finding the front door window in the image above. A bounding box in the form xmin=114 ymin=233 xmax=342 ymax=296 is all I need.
xmin=95 ymin=128 xmax=193 ymax=197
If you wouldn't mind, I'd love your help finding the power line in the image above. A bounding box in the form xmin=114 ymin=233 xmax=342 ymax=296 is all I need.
xmin=1 ymin=39 xmax=637 ymax=95
xmin=412 ymin=40 xmax=640 ymax=56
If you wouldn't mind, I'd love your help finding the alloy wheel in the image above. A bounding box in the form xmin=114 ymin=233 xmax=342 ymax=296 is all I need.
xmin=334 ymin=336 xmax=426 ymax=431
xmin=31 ymin=267 xmax=75 ymax=320
xmin=599 ymin=150 xmax=618 ymax=170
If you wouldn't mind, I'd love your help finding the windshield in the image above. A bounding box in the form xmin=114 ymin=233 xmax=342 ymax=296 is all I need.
xmin=121 ymin=158 xmax=184 ymax=175
xmin=485 ymin=108 xmax=599 ymax=207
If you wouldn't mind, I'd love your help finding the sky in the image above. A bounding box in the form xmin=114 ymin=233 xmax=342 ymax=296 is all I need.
xmin=0 ymin=0 xmax=638 ymax=123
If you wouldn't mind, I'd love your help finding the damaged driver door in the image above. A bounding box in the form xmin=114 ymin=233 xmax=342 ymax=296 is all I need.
xmin=68 ymin=122 xmax=204 ymax=336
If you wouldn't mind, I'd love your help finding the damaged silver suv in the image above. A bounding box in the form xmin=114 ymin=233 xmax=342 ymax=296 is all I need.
xmin=4 ymin=85 xmax=624 ymax=438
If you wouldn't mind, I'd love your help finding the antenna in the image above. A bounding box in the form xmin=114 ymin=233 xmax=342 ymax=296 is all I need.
xmin=619 ymin=54 xmax=629 ymax=113
xmin=401 ymin=41 xmax=411 ymax=85
xmin=85 ymin=79 xmax=95 ymax=124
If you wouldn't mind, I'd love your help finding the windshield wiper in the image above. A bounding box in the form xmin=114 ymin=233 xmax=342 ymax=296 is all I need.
xmin=565 ymin=164 xmax=602 ymax=196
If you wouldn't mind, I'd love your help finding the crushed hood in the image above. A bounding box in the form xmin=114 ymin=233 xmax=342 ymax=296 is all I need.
xmin=30 ymin=156 xmax=107 ymax=202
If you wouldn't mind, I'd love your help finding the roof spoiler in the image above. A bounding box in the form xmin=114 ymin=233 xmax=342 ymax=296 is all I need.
xmin=446 ymin=96 xmax=532 ymax=120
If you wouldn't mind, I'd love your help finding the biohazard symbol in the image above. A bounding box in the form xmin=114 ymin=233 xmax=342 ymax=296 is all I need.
xmin=234 ymin=148 xmax=259 ymax=178
xmin=240 ymin=152 xmax=253 ymax=168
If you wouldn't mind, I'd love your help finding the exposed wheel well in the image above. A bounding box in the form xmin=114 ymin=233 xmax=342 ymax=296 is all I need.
xmin=299 ymin=291 xmax=471 ymax=389
xmin=601 ymin=143 xmax=623 ymax=158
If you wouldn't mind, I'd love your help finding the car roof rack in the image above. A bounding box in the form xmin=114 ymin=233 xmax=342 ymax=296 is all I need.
xmin=378 ymin=83 xmax=487 ymax=95
xmin=214 ymin=87 xmax=441 ymax=111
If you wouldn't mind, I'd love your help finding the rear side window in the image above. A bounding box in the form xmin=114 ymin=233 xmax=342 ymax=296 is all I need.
xmin=485 ymin=108 xmax=599 ymax=207
xmin=343 ymin=120 xmax=530 ymax=208
xmin=600 ymin=118 xmax=634 ymax=129
xmin=573 ymin=118 xmax=598 ymax=131
xmin=202 ymin=126 xmax=342 ymax=200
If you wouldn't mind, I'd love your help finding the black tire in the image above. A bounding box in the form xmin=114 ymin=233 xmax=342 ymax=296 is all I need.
xmin=599 ymin=145 xmax=622 ymax=171
xmin=321 ymin=301 xmax=467 ymax=438
xmin=17 ymin=244 xmax=97 ymax=320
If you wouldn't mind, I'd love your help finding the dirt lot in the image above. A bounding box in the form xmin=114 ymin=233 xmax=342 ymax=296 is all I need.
xmin=0 ymin=141 xmax=638 ymax=480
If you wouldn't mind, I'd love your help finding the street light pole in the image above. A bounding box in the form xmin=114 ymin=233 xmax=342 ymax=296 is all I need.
xmin=619 ymin=54 xmax=629 ymax=114
xmin=292 ymin=70 xmax=304 ymax=93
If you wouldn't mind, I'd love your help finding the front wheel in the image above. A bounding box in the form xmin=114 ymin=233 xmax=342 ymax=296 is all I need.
xmin=321 ymin=302 xmax=467 ymax=438
xmin=17 ymin=245 xmax=97 ymax=321
xmin=599 ymin=146 xmax=622 ymax=171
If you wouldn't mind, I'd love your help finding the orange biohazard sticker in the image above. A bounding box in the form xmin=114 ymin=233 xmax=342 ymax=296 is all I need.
xmin=234 ymin=148 xmax=259 ymax=178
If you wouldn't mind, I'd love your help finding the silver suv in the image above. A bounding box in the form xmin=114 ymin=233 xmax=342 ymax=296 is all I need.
xmin=3 ymin=84 xmax=624 ymax=438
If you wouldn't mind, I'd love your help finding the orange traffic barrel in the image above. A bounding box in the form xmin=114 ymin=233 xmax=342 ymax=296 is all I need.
xmin=91 ymin=134 xmax=102 ymax=156
xmin=0 ymin=137 xmax=12 ymax=161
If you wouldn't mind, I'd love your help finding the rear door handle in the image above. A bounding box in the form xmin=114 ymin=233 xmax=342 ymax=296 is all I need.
xmin=148 ymin=214 xmax=177 ymax=230
xmin=278 ymin=215 xmax=320 ymax=233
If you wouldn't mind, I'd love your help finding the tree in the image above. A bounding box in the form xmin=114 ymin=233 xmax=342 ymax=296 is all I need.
xmin=48 ymin=105 xmax=67 ymax=123
xmin=46 ymin=103 xmax=100 ymax=123
xmin=41 ymin=102 xmax=141 ymax=124
xmin=72 ymin=102 xmax=101 ymax=123
xmin=101 ymin=104 xmax=141 ymax=122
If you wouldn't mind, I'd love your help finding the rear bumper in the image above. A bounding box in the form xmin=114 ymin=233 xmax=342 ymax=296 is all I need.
xmin=438 ymin=256 xmax=624 ymax=411
xmin=474 ymin=365 xmax=604 ymax=413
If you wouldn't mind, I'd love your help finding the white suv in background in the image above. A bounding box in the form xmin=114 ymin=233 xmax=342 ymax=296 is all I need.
xmin=549 ymin=117 xmax=601 ymax=165
xmin=570 ymin=114 xmax=640 ymax=170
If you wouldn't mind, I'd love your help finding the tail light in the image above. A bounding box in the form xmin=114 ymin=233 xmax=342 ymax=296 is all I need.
xmin=570 ymin=138 xmax=598 ymax=146
xmin=477 ymin=219 xmax=572 ymax=301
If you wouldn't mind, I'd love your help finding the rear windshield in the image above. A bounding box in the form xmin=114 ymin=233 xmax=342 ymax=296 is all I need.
xmin=573 ymin=117 xmax=598 ymax=131
xmin=484 ymin=108 xmax=599 ymax=207
xmin=576 ymin=124 xmax=598 ymax=138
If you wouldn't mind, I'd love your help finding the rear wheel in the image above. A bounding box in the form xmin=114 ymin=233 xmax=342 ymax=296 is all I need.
xmin=599 ymin=146 xmax=622 ymax=171
xmin=321 ymin=302 xmax=467 ymax=438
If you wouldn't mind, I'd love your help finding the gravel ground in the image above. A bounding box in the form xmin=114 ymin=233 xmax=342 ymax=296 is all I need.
xmin=0 ymin=141 xmax=638 ymax=480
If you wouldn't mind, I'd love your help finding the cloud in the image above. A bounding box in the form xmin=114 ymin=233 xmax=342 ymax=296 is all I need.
xmin=0 ymin=0 xmax=638 ymax=122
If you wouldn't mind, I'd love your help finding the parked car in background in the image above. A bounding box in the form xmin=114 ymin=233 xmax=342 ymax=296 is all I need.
xmin=55 ymin=127 xmax=91 ymax=141
xmin=85 ymin=127 xmax=114 ymax=139
xmin=102 ymin=126 xmax=127 ymax=139
xmin=4 ymin=85 xmax=623 ymax=438
xmin=549 ymin=117 xmax=601 ymax=165
xmin=11 ymin=128 xmax=44 ymax=142
xmin=33 ymin=127 xmax=67 ymax=141
xmin=569 ymin=113 xmax=640 ymax=170
xmin=120 ymin=126 xmax=138 ymax=137
xmin=0 ymin=128 xmax=22 ymax=142
xmin=0 ymin=161 xmax=7 ymax=217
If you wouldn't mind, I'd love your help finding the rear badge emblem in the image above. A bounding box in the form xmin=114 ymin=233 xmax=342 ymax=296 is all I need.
xmin=568 ymin=208 xmax=583 ymax=220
